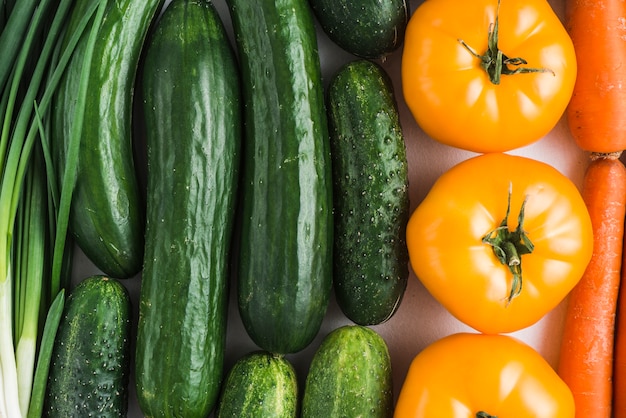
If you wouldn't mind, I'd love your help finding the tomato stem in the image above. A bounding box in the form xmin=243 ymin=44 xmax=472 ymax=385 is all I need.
xmin=458 ymin=0 xmax=554 ymax=85
xmin=476 ymin=412 xmax=497 ymax=418
xmin=482 ymin=184 xmax=534 ymax=305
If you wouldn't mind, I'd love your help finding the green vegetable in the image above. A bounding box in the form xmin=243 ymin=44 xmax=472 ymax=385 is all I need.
xmin=308 ymin=0 xmax=408 ymax=59
xmin=44 ymin=275 xmax=132 ymax=417
xmin=51 ymin=0 xmax=164 ymax=279
xmin=327 ymin=59 xmax=409 ymax=325
xmin=227 ymin=0 xmax=333 ymax=355
xmin=134 ymin=0 xmax=241 ymax=416
xmin=301 ymin=325 xmax=394 ymax=418
xmin=216 ymin=352 xmax=299 ymax=418
xmin=0 ymin=0 xmax=102 ymax=414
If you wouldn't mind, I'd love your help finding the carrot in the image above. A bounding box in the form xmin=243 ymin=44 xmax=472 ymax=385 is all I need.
xmin=565 ymin=0 xmax=626 ymax=153
xmin=557 ymin=153 xmax=626 ymax=417
xmin=614 ymin=208 xmax=626 ymax=418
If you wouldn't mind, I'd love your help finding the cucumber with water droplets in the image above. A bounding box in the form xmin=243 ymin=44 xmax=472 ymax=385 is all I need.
xmin=327 ymin=59 xmax=409 ymax=325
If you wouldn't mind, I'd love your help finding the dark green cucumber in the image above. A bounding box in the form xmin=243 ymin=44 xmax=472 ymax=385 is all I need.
xmin=227 ymin=0 xmax=333 ymax=354
xmin=309 ymin=0 xmax=408 ymax=59
xmin=216 ymin=352 xmax=298 ymax=418
xmin=44 ymin=275 xmax=132 ymax=417
xmin=301 ymin=325 xmax=394 ymax=418
xmin=135 ymin=0 xmax=240 ymax=417
xmin=327 ymin=59 xmax=409 ymax=325
xmin=51 ymin=0 xmax=163 ymax=279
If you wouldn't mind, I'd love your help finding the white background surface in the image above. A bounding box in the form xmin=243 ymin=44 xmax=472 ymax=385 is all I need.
xmin=69 ymin=0 xmax=590 ymax=416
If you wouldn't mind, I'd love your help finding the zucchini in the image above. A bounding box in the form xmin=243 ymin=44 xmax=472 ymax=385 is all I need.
xmin=44 ymin=275 xmax=132 ymax=417
xmin=308 ymin=0 xmax=408 ymax=59
xmin=134 ymin=0 xmax=241 ymax=416
xmin=301 ymin=325 xmax=394 ymax=418
xmin=51 ymin=0 xmax=163 ymax=279
xmin=216 ymin=351 xmax=299 ymax=418
xmin=227 ymin=0 xmax=333 ymax=354
xmin=327 ymin=59 xmax=409 ymax=325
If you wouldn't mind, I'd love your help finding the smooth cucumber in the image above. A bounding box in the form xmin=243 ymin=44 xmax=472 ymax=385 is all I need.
xmin=301 ymin=325 xmax=394 ymax=418
xmin=51 ymin=0 xmax=163 ymax=279
xmin=134 ymin=0 xmax=241 ymax=416
xmin=44 ymin=275 xmax=132 ymax=417
xmin=327 ymin=59 xmax=409 ymax=325
xmin=227 ymin=0 xmax=333 ymax=354
xmin=216 ymin=352 xmax=299 ymax=418
xmin=309 ymin=0 xmax=408 ymax=59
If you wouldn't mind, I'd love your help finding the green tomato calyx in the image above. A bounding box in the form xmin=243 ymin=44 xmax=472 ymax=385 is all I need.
xmin=476 ymin=412 xmax=497 ymax=418
xmin=458 ymin=0 xmax=554 ymax=85
xmin=482 ymin=184 xmax=534 ymax=306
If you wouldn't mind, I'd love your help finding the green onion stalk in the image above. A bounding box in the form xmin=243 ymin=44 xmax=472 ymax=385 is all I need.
xmin=0 ymin=0 xmax=104 ymax=416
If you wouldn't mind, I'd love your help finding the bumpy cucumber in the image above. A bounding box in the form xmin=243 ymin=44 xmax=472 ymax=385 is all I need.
xmin=327 ymin=59 xmax=409 ymax=325
xmin=216 ymin=352 xmax=299 ymax=418
xmin=309 ymin=0 xmax=408 ymax=59
xmin=227 ymin=0 xmax=333 ymax=354
xmin=44 ymin=275 xmax=132 ymax=417
xmin=301 ymin=325 xmax=394 ymax=418
xmin=52 ymin=0 xmax=162 ymax=278
xmin=134 ymin=0 xmax=241 ymax=416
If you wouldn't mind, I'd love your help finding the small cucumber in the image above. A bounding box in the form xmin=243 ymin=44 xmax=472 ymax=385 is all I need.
xmin=44 ymin=275 xmax=132 ymax=417
xmin=309 ymin=0 xmax=409 ymax=59
xmin=301 ymin=325 xmax=394 ymax=418
xmin=216 ymin=352 xmax=299 ymax=418
xmin=227 ymin=0 xmax=333 ymax=354
xmin=134 ymin=0 xmax=241 ymax=416
xmin=327 ymin=59 xmax=409 ymax=325
xmin=52 ymin=0 xmax=163 ymax=278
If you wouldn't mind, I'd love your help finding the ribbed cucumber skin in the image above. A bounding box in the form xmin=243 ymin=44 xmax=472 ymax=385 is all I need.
xmin=309 ymin=0 xmax=408 ymax=59
xmin=227 ymin=0 xmax=333 ymax=354
xmin=51 ymin=0 xmax=163 ymax=279
xmin=134 ymin=1 xmax=240 ymax=417
xmin=216 ymin=352 xmax=299 ymax=418
xmin=44 ymin=276 xmax=132 ymax=417
xmin=327 ymin=60 xmax=409 ymax=325
xmin=301 ymin=325 xmax=394 ymax=418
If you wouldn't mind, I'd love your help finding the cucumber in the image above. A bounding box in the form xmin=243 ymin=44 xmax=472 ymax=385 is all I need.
xmin=309 ymin=0 xmax=408 ymax=59
xmin=44 ymin=275 xmax=132 ymax=417
xmin=134 ymin=0 xmax=241 ymax=416
xmin=216 ymin=351 xmax=299 ymax=418
xmin=327 ymin=59 xmax=409 ymax=325
xmin=226 ymin=0 xmax=333 ymax=354
xmin=51 ymin=0 xmax=163 ymax=279
xmin=301 ymin=325 xmax=394 ymax=418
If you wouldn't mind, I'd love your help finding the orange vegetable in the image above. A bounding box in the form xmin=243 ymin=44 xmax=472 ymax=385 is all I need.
xmin=405 ymin=153 xmax=593 ymax=334
xmin=558 ymin=155 xmax=626 ymax=417
xmin=565 ymin=0 xmax=626 ymax=153
xmin=394 ymin=332 xmax=575 ymax=417
xmin=614 ymin=225 xmax=626 ymax=418
xmin=401 ymin=0 xmax=576 ymax=153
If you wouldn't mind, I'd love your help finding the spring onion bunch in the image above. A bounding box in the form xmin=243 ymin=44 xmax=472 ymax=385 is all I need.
xmin=0 ymin=0 xmax=104 ymax=416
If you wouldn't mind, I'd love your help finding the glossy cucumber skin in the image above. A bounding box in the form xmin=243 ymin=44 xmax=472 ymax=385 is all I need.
xmin=308 ymin=0 xmax=408 ymax=59
xmin=134 ymin=1 xmax=241 ymax=417
xmin=301 ymin=325 xmax=394 ymax=418
xmin=227 ymin=0 xmax=333 ymax=354
xmin=216 ymin=352 xmax=299 ymax=418
xmin=327 ymin=60 xmax=409 ymax=325
xmin=52 ymin=0 xmax=163 ymax=279
xmin=44 ymin=276 xmax=132 ymax=417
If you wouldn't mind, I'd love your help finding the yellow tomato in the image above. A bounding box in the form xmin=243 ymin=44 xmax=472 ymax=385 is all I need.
xmin=401 ymin=0 xmax=576 ymax=153
xmin=395 ymin=333 xmax=575 ymax=418
xmin=406 ymin=153 xmax=592 ymax=334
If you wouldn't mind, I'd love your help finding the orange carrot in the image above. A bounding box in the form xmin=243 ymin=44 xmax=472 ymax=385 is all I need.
xmin=565 ymin=0 xmax=626 ymax=153
xmin=558 ymin=154 xmax=626 ymax=417
xmin=614 ymin=211 xmax=626 ymax=418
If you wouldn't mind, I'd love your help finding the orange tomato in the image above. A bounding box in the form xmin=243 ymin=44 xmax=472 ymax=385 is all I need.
xmin=406 ymin=153 xmax=592 ymax=334
xmin=394 ymin=333 xmax=575 ymax=418
xmin=401 ymin=0 xmax=576 ymax=153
